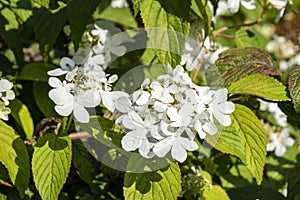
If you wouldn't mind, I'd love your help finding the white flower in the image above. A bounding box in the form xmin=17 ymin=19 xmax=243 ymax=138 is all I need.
xmin=150 ymin=79 xmax=178 ymax=103
xmin=1 ymin=90 xmax=15 ymax=106
xmin=110 ymin=0 xmax=129 ymax=8
xmin=121 ymin=111 xmax=158 ymax=158
xmin=210 ymin=88 xmax=235 ymax=126
xmin=153 ymin=129 xmax=198 ymax=163
xmin=267 ymin=128 xmax=294 ymax=156
xmin=0 ymin=79 xmax=13 ymax=93
xmin=259 ymin=100 xmax=287 ymax=127
xmin=227 ymin=0 xmax=256 ymax=13
xmin=0 ymin=101 xmax=11 ymax=121
xmin=48 ymin=57 xmax=78 ymax=81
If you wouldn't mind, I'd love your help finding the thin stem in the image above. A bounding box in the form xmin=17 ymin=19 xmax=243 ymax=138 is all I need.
xmin=68 ymin=131 xmax=92 ymax=140
xmin=213 ymin=10 xmax=265 ymax=37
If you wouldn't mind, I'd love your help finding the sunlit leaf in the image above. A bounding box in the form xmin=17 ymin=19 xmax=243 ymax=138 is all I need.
xmin=288 ymin=66 xmax=300 ymax=113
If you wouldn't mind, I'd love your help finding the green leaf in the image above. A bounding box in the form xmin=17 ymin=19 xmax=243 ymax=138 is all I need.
xmin=72 ymin=140 xmax=96 ymax=185
xmin=235 ymin=29 xmax=260 ymax=48
xmin=124 ymin=162 xmax=181 ymax=200
xmin=137 ymin=0 xmax=189 ymax=66
xmin=228 ymin=74 xmax=290 ymax=101
xmin=32 ymin=0 xmax=50 ymax=8
xmin=98 ymin=7 xmax=137 ymax=28
xmin=288 ymin=165 xmax=300 ymax=200
xmin=30 ymin=6 xmax=66 ymax=55
xmin=227 ymin=185 xmax=286 ymax=200
xmin=203 ymin=185 xmax=230 ymax=200
xmin=16 ymin=62 xmax=56 ymax=82
xmin=66 ymin=0 xmax=99 ymax=49
xmin=191 ymin=0 xmax=212 ymax=37
xmin=215 ymin=47 xmax=280 ymax=86
xmin=0 ymin=120 xmax=30 ymax=197
xmin=9 ymin=99 xmax=34 ymax=139
xmin=206 ymin=104 xmax=266 ymax=185
xmin=32 ymin=134 xmax=72 ymax=200
xmin=33 ymin=82 xmax=59 ymax=118
xmin=288 ymin=66 xmax=300 ymax=113
xmin=0 ymin=7 xmax=24 ymax=66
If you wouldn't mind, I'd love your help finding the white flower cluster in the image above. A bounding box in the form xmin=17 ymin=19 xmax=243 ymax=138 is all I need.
xmin=259 ymin=100 xmax=295 ymax=156
xmin=48 ymin=21 xmax=129 ymax=123
xmin=110 ymin=65 xmax=235 ymax=163
xmin=266 ymin=35 xmax=300 ymax=71
xmin=110 ymin=0 xmax=128 ymax=8
xmin=0 ymin=78 xmax=15 ymax=120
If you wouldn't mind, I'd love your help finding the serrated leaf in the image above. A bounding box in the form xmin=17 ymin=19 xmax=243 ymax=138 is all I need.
xmin=0 ymin=120 xmax=30 ymax=197
xmin=288 ymin=66 xmax=300 ymax=113
xmin=206 ymin=104 xmax=266 ymax=185
xmin=124 ymin=162 xmax=181 ymax=200
xmin=98 ymin=7 xmax=137 ymax=28
xmin=16 ymin=62 xmax=56 ymax=82
xmin=67 ymin=0 xmax=99 ymax=49
xmin=229 ymin=74 xmax=290 ymax=101
xmin=33 ymin=82 xmax=59 ymax=118
xmin=288 ymin=165 xmax=300 ymax=199
xmin=32 ymin=134 xmax=72 ymax=200
xmin=235 ymin=29 xmax=260 ymax=48
xmin=72 ymin=140 xmax=96 ymax=185
xmin=138 ymin=0 xmax=189 ymax=66
xmin=215 ymin=47 xmax=280 ymax=86
xmin=9 ymin=99 xmax=34 ymax=139
xmin=203 ymin=185 xmax=230 ymax=200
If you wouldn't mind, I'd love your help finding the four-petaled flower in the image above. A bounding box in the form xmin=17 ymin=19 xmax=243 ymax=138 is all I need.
xmin=267 ymin=128 xmax=294 ymax=157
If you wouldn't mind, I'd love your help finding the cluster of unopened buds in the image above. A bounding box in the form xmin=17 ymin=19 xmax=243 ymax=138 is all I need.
xmin=0 ymin=78 xmax=15 ymax=120
xmin=48 ymin=21 xmax=235 ymax=163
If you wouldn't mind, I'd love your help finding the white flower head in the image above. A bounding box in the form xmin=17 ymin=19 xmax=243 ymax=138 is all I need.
xmin=0 ymin=78 xmax=15 ymax=107
xmin=267 ymin=128 xmax=294 ymax=156
xmin=110 ymin=0 xmax=129 ymax=8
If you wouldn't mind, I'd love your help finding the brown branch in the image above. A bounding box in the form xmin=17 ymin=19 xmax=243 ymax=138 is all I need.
xmin=213 ymin=11 xmax=265 ymax=37
xmin=68 ymin=131 xmax=92 ymax=140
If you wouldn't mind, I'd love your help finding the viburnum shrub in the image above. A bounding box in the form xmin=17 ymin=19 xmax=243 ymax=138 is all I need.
xmin=0 ymin=0 xmax=299 ymax=199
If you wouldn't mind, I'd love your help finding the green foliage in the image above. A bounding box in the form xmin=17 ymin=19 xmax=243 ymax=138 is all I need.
xmin=32 ymin=134 xmax=72 ymax=200
xmin=9 ymin=99 xmax=34 ymax=139
xmin=98 ymin=7 xmax=137 ymax=28
xmin=288 ymin=66 xmax=300 ymax=113
xmin=216 ymin=47 xmax=280 ymax=86
xmin=228 ymin=74 xmax=291 ymax=101
xmin=206 ymin=104 xmax=266 ymax=185
xmin=0 ymin=120 xmax=30 ymax=197
xmin=134 ymin=0 xmax=189 ymax=66
xmin=288 ymin=165 xmax=300 ymax=199
xmin=16 ymin=63 xmax=56 ymax=82
xmin=234 ymin=29 xmax=260 ymax=48
xmin=203 ymin=185 xmax=230 ymax=200
xmin=124 ymin=162 xmax=181 ymax=200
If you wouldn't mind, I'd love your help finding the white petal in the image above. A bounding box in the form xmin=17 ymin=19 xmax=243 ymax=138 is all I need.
xmin=202 ymin=121 xmax=218 ymax=135
xmin=153 ymin=101 xmax=168 ymax=112
xmin=5 ymin=90 xmax=15 ymax=100
xmin=73 ymin=102 xmax=90 ymax=123
xmin=47 ymin=68 xmax=67 ymax=76
xmin=195 ymin=120 xmax=206 ymax=139
xmin=171 ymin=141 xmax=187 ymax=163
xmin=48 ymin=77 xmax=62 ymax=88
xmin=115 ymin=96 xmax=131 ymax=113
xmin=167 ymin=107 xmax=179 ymax=122
xmin=274 ymin=145 xmax=286 ymax=157
xmin=283 ymin=138 xmax=294 ymax=147
xmin=122 ymin=111 xmax=144 ymax=130
xmin=241 ymin=0 xmax=256 ymax=10
xmin=111 ymin=45 xmax=127 ymax=56
xmin=55 ymin=103 xmax=73 ymax=116
xmin=0 ymin=79 xmax=13 ymax=92
xmin=77 ymin=90 xmax=101 ymax=107
xmin=60 ymin=57 xmax=75 ymax=70
xmin=153 ymin=138 xmax=173 ymax=157
xmin=267 ymin=142 xmax=275 ymax=152
xmin=121 ymin=129 xmax=146 ymax=151
xmin=213 ymin=110 xmax=231 ymax=126
xmin=227 ymin=0 xmax=240 ymax=13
